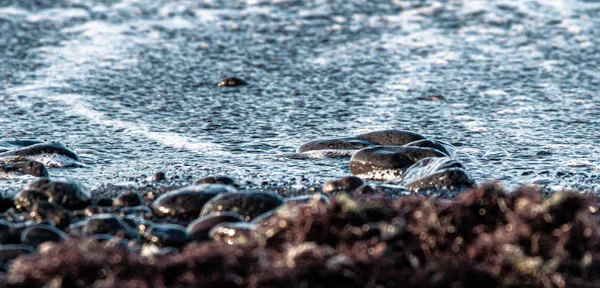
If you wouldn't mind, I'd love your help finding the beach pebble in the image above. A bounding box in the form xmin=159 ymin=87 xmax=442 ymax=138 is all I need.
xmin=143 ymin=223 xmax=188 ymax=247
xmin=218 ymin=77 xmax=248 ymax=86
xmin=75 ymin=214 xmax=138 ymax=238
xmin=194 ymin=175 xmax=239 ymax=187
xmin=322 ymin=176 xmax=364 ymax=194
xmin=151 ymin=184 xmax=236 ymax=218
xmin=297 ymin=130 xmax=426 ymax=153
xmin=151 ymin=171 xmax=166 ymax=182
xmin=13 ymin=190 xmax=49 ymax=211
xmin=404 ymin=168 xmax=475 ymax=192
xmin=404 ymin=139 xmax=454 ymax=157
xmin=187 ymin=212 xmax=243 ymax=242
xmin=0 ymin=161 xmax=48 ymax=179
xmin=20 ymin=225 xmax=67 ymax=247
xmin=0 ymin=142 xmax=82 ymax=167
xmin=24 ymin=178 xmax=91 ymax=209
xmin=113 ymin=192 xmax=143 ymax=207
xmin=30 ymin=202 xmax=71 ymax=229
xmin=209 ymin=222 xmax=257 ymax=246
xmin=200 ymin=192 xmax=284 ymax=221
xmin=349 ymin=146 xmax=447 ymax=180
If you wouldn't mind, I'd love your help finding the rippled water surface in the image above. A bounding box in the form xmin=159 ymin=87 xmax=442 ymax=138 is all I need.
xmin=1 ymin=0 xmax=598 ymax=193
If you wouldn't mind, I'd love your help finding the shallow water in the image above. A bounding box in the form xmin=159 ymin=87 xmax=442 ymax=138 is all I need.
xmin=0 ymin=0 xmax=598 ymax=193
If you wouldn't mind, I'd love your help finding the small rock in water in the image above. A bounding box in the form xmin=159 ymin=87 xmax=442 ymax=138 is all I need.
xmin=30 ymin=202 xmax=71 ymax=229
xmin=404 ymin=139 xmax=454 ymax=157
xmin=349 ymin=146 xmax=447 ymax=180
xmin=13 ymin=190 xmax=49 ymax=211
xmin=74 ymin=214 xmax=138 ymax=239
xmin=322 ymin=176 xmax=364 ymax=194
xmin=143 ymin=223 xmax=188 ymax=247
xmin=194 ymin=175 xmax=239 ymax=187
xmin=0 ymin=160 xmax=49 ymax=179
xmin=200 ymin=192 xmax=284 ymax=221
xmin=209 ymin=222 xmax=257 ymax=246
xmin=151 ymin=171 xmax=166 ymax=182
xmin=0 ymin=142 xmax=82 ymax=167
xmin=0 ymin=140 xmax=43 ymax=153
xmin=296 ymin=129 xmax=426 ymax=153
xmin=24 ymin=178 xmax=91 ymax=209
xmin=113 ymin=192 xmax=143 ymax=207
xmin=187 ymin=212 xmax=243 ymax=242
xmin=20 ymin=225 xmax=67 ymax=247
xmin=218 ymin=77 xmax=248 ymax=87
xmin=404 ymin=168 xmax=475 ymax=193
xmin=151 ymin=184 xmax=236 ymax=218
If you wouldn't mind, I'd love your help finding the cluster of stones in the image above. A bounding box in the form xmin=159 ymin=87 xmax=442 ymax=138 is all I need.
xmin=0 ymin=140 xmax=82 ymax=180
xmin=296 ymin=129 xmax=475 ymax=193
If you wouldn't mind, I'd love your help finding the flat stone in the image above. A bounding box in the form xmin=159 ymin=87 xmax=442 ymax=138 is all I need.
xmin=349 ymin=146 xmax=447 ymax=180
xmin=151 ymin=184 xmax=236 ymax=218
xmin=297 ymin=130 xmax=426 ymax=153
xmin=0 ymin=142 xmax=82 ymax=167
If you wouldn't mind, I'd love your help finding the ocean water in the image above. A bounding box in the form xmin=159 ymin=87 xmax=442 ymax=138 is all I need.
xmin=0 ymin=0 xmax=598 ymax=193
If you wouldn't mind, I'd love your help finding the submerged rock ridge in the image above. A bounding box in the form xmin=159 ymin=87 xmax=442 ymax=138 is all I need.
xmin=297 ymin=130 xmax=475 ymax=193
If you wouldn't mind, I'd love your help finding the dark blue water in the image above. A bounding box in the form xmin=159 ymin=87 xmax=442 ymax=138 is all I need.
xmin=1 ymin=0 xmax=599 ymax=193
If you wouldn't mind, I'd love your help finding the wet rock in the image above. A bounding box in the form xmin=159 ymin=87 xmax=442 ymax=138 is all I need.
xmin=209 ymin=222 xmax=257 ymax=246
xmin=143 ymin=223 xmax=188 ymax=247
xmin=0 ymin=139 xmax=43 ymax=153
xmin=0 ymin=244 xmax=35 ymax=263
xmin=30 ymin=201 xmax=71 ymax=229
xmin=13 ymin=189 xmax=49 ymax=211
xmin=194 ymin=175 xmax=239 ymax=187
xmin=404 ymin=139 xmax=454 ymax=157
xmin=404 ymin=168 xmax=475 ymax=193
xmin=113 ymin=191 xmax=143 ymax=207
xmin=24 ymin=178 xmax=91 ymax=209
xmin=0 ymin=194 xmax=14 ymax=213
xmin=297 ymin=130 xmax=426 ymax=153
xmin=322 ymin=176 xmax=364 ymax=194
xmin=402 ymin=157 xmax=466 ymax=183
xmin=284 ymin=194 xmax=329 ymax=205
xmin=122 ymin=215 xmax=153 ymax=235
xmin=151 ymin=171 xmax=166 ymax=182
xmin=187 ymin=212 xmax=243 ymax=242
xmin=200 ymin=192 xmax=284 ymax=221
xmin=0 ymin=160 xmax=48 ymax=179
xmin=218 ymin=77 xmax=248 ymax=86
xmin=349 ymin=146 xmax=447 ymax=180
xmin=20 ymin=225 xmax=67 ymax=247
xmin=95 ymin=197 xmax=114 ymax=207
xmin=118 ymin=206 xmax=153 ymax=218
xmin=151 ymin=184 xmax=236 ymax=218
xmin=0 ymin=142 xmax=82 ymax=167
xmin=0 ymin=221 xmax=23 ymax=244
xmin=74 ymin=214 xmax=138 ymax=238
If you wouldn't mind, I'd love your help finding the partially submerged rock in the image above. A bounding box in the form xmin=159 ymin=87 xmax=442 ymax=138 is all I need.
xmin=297 ymin=129 xmax=426 ymax=153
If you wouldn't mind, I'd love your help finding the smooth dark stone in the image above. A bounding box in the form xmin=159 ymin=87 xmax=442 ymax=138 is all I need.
xmin=0 ymin=221 xmax=22 ymax=244
xmin=118 ymin=206 xmax=153 ymax=218
xmin=349 ymin=146 xmax=447 ymax=180
xmin=24 ymin=178 xmax=91 ymax=209
xmin=76 ymin=214 xmax=138 ymax=238
xmin=151 ymin=171 xmax=166 ymax=181
xmin=0 ymin=142 xmax=81 ymax=167
xmin=20 ymin=225 xmax=67 ymax=247
xmin=0 ymin=161 xmax=48 ymax=179
xmin=200 ymin=192 xmax=284 ymax=221
xmin=284 ymin=194 xmax=329 ymax=205
xmin=0 ymin=244 xmax=35 ymax=263
xmin=0 ymin=139 xmax=43 ymax=152
xmin=297 ymin=130 xmax=426 ymax=153
xmin=404 ymin=139 xmax=453 ymax=156
xmin=404 ymin=168 xmax=476 ymax=192
xmin=113 ymin=191 xmax=143 ymax=207
xmin=95 ymin=198 xmax=114 ymax=207
xmin=218 ymin=77 xmax=248 ymax=86
xmin=209 ymin=222 xmax=257 ymax=246
xmin=122 ymin=215 xmax=154 ymax=235
xmin=143 ymin=223 xmax=188 ymax=247
xmin=322 ymin=176 xmax=364 ymax=194
xmin=151 ymin=184 xmax=236 ymax=218
xmin=13 ymin=189 xmax=49 ymax=211
xmin=186 ymin=212 xmax=243 ymax=242
xmin=403 ymin=157 xmax=466 ymax=184
xmin=30 ymin=201 xmax=71 ymax=229
xmin=194 ymin=175 xmax=239 ymax=187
